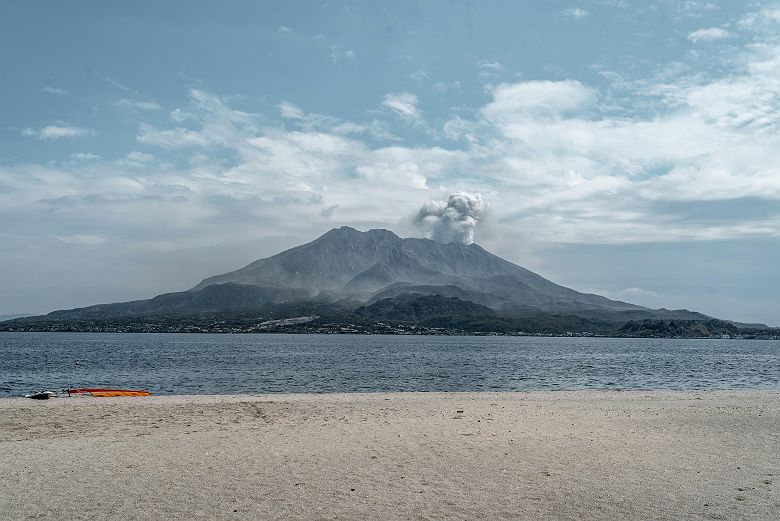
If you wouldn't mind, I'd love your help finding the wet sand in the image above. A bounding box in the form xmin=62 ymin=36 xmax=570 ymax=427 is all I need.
xmin=1 ymin=391 xmax=778 ymax=520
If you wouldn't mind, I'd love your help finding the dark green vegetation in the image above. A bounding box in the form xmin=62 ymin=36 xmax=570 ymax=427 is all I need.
xmin=3 ymin=287 xmax=777 ymax=338
xmin=3 ymin=227 xmax=777 ymax=338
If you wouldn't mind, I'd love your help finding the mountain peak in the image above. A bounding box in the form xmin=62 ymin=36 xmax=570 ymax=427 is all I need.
xmin=324 ymin=225 xmax=359 ymax=235
xmin=320 ymin=226 xmax=401 ymax=241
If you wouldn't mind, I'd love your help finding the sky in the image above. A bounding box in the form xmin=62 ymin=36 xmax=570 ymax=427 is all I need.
xmin=1 ymin=1 xmax=779 ymax=325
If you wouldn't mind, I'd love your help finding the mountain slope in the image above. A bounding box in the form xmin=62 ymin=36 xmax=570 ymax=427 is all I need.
xmin=355 ymin=293 xmax=495 ymax=322
xmin=192 ymin=226 xmax=646 ymax=314
xmin=42 ymin=283 xmax=309 ymax=320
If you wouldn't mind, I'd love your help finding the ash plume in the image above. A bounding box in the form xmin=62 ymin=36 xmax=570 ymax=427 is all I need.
xmin=414 ymin=192 xmax=485 ymax=244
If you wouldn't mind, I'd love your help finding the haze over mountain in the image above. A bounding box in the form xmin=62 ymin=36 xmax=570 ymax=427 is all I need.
xmin=12 ymin=226 xmax=735 ymax=334
xmin=193 ymin=226 xmax=647 ymax=314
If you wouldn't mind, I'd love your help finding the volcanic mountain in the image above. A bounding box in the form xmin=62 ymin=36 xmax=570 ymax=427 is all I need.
xmin=14 ymin=226 xmax=728 ymax=333
xmin=192 ymin=226 xmax=646 ymax=313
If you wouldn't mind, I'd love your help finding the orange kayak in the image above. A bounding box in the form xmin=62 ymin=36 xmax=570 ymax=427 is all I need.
xmin=66 ymin=388 xmax=151 ymax=397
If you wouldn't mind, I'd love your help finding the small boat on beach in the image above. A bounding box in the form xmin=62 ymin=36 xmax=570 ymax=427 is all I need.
xmin=25 ymin=387 xmax=152 ymax=399
xmin=66 ymin=388 xmax=152 ymax=397
xmin=25 ymin=390 xmax=58 ymax=400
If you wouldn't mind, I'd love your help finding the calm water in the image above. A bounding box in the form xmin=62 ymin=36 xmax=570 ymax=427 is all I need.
xmin=0 ymin=332 xmax=777 ymax=397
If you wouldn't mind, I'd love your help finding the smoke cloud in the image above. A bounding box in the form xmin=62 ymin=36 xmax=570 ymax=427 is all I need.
xmin=415 ymin=192 xmax=485 ymax=244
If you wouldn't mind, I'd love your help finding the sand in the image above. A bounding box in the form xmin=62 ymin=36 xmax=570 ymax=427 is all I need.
xmin=0 ymin=391 xmax=777 ymax=520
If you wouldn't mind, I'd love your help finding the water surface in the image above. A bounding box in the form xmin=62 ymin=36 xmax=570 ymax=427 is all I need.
xmin=0 ymin=333 xmax=777 ymax=396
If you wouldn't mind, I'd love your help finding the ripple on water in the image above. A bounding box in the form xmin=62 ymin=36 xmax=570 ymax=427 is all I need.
xmin=0 ymin=333 xmax=777 ymax=396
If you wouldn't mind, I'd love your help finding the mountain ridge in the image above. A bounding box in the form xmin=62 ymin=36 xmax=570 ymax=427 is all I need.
xmin=190 ymin=226 xmax=647 ymax=313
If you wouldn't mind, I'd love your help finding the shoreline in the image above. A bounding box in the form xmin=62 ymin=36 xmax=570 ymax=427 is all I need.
xmin=3 ymin=387 xmax=779 ymax=401
xmin=2 ymin=387 xmax=780 ymax=399
xmin=2 ymin=390 xmax=777 ymax=520
xmin=3 ymin=328 xmax=780 ymax=339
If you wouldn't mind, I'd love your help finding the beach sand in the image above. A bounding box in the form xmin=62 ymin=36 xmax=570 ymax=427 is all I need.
xmin=1 ymin=391 xmax=777 ymax=520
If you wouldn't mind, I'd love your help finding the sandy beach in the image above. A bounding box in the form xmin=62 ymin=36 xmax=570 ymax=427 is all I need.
xmin=1 ymin=391 xmax=777 ymax=520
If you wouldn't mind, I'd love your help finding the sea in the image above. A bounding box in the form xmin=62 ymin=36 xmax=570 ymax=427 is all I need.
xmin=0 ymin=332 xmax=777 ymax=397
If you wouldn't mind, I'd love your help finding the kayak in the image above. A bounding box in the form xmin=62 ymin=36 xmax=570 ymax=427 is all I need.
xmin=66 ymin=388 xmax=151 ymax=397
xmin=25 ymin=388 xmax=152 ymax=399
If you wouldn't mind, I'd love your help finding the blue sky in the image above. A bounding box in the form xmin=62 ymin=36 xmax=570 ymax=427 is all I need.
xmin=1 ymin=1 xmax=779 ymax=325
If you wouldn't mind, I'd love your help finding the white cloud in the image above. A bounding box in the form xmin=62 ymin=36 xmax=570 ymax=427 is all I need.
xmin=279 ymin=101 xmax=305 ymax=119
xmin=137 ymin=89 xmax=256 ymax=149
xmin=41 ymin=86 xmax=68 ymax=95
xmin=476 ymin=59 xmax=504 ymax=79
xmin=117 ymin=151 xmax=155 ymax=168
xmin=329 ymin=47 xmax=357 ymax=62
xmin=356 ymin=146 xmax=458 ymax=190
xmin=476 ymin=60 xmax=503 ymax=72
xmin=170 ymin=108 xmax=191 ymax=122
xmin=481 ymin=80 xmax=597 ymax=124
xmin=68 ymin=38 xmax=779 ymax=249
xmin=561 ymin=8 xmax=589 ymax=19
xmin=103 ymin=77 xmax=137 ymax=94
xmin=22 ymin=125 xmax=94 ymax=140
xmin=409 ymin=69 xmax=429 ymax=82
xmin=674 ymin=1 xmax=718 ymax=19
xmin=617 ymin=287 xmax=660 ymax=298
xmin=382 ymin=92 xmax=422 ymax=122
xmin=687 ymin=27 xmax=730 ymax=42
xmin=118 ymin=98 xmax=162 ymax=111
xmin=10 ymin=18 xmax=778 ymax=278
xmin=137 ymin=124 xmax=210 ymax=149
xmin=739 ymin=8 xmax=780 ymax=29
xmin=69 ymin=152 xmax=101 ymax=162
xmin=277 ymin=25 xmax=292 ymax=33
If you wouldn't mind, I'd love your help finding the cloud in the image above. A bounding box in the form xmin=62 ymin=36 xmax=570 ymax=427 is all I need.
xmin=415 ymin=192 xmax=485 ymax=245
xmin=13 ymin=10 xmax=776 ymax=273
xmin=561 ymin=8 xmax=589 ymax=19
xmin=616 ymin=287 xmax=661 ymax=298
xmin=277 ymin=25 xmax=292 ymax=33
xmin=41 ymin=86 xmax=68 ymax=95
xmin=481 ymin=80 xmax=597 ymax=123
xmin=170 ymin=108 xmax=191 ymax=122
xmin=56 ymin=234 xmax=109 ymax=245
xmin=103 ymin=77 xmax=137 ymax=94
xmin=738 ymin=8 xmax=780 ymax=29
xmin=687 ymin=27 xmax=730 ymax=42
xmin=137 ymin=124 xmax=210 ymax=148
xmin=58 ymin=30 xmax=778 ymax=253
xmin=476 ymin=60 xmax=503 ymax=72
xmin=673 ymin=1 xmax=719 ymax=19
xmin=279 ymin=101 xmax=305 ymax=119
xmin=355 ymin=146 xmax=457 ymax=189
xmin=432 ymin=81 xmax=461 ymax=93
xmin=329 ymin=47 xmax=357 ymax=63
xmin=117 ymin=151 xmax=155 ymax=168
xmin=583 ymin=286 xmax=667 ymax=308
xmin=476 ymin=59 xmax=504 ymax=79
xmin=382 ymin=92 xmax=422 ymax=122
xmin=22 ymin=125 xmax=94 ymax=140
xmin=273 ymin=103 xmax=396 ymax=141
xmin=69 ymin=152 xmax=101 ymax=162
xmin=409 ymin=69 xmax=429 ymax=82
xmin=118 ymin=98 xmax=162 ymax=111
xmin=137 ymin=89 xmax=256 ymax=149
